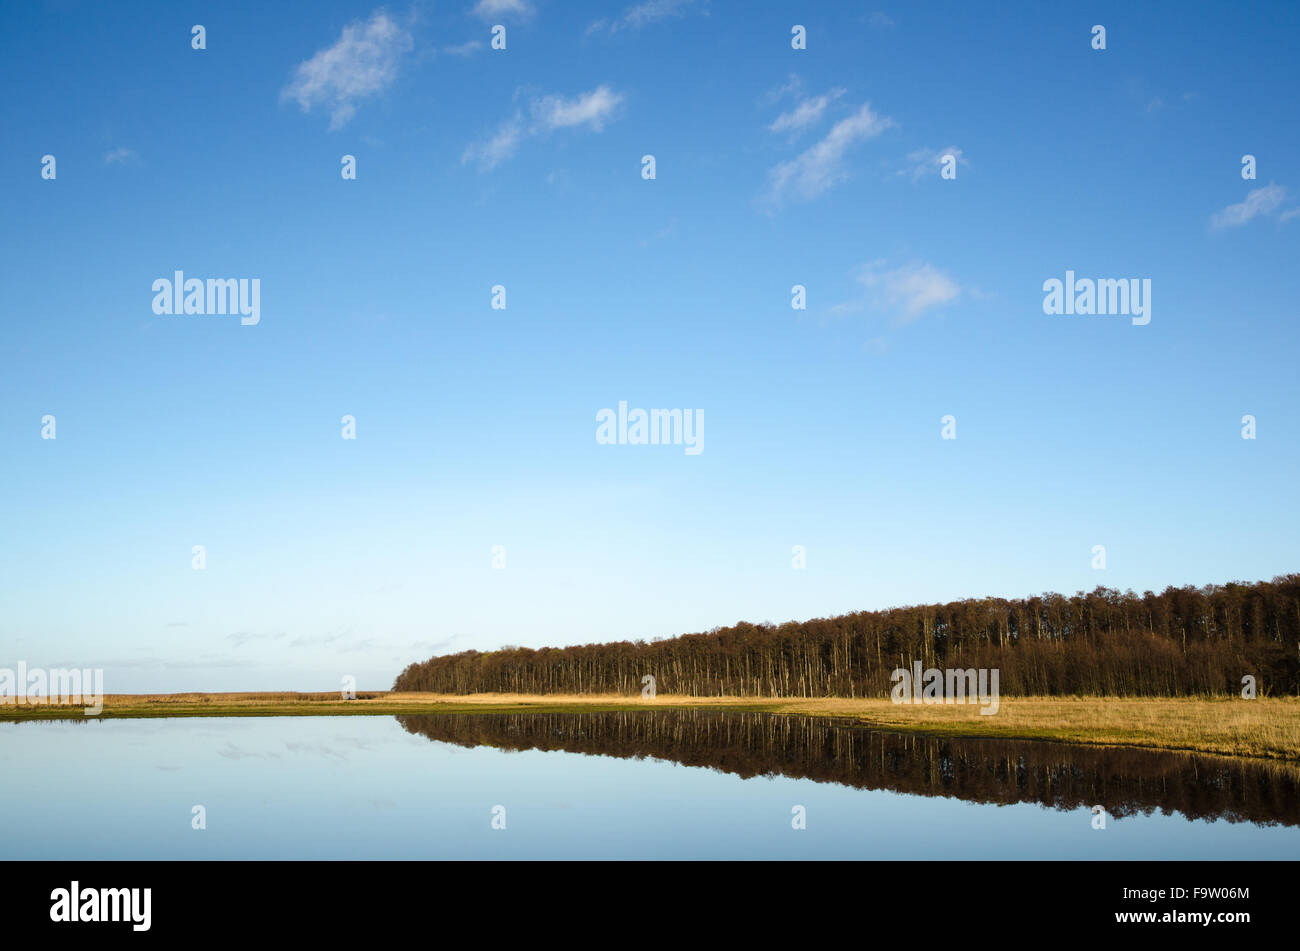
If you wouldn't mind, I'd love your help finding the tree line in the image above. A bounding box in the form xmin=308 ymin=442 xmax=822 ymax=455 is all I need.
xmin=392 ymin=574 xmax=1300 ymax=697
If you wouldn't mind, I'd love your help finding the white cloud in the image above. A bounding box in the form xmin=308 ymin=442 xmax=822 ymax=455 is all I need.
xmin=531 ymin=85 xmax=623 ymax=131
xmin=462 ymin=115 xmax=525 ymax=170
xmin=280 ymin=11 xmax=413 ymax=130
xmin=443 ymin=40 xmax=484 ymax=56
xmin=472 ymin=0 xmax=533 ymax=18
xmin=764 ymin=73 xmax=803 ymax=103
xmin=768 ymin=88 xmax=844 ymax=136
xmin=463 ymin=85 xmax=624 ymax=170
xmin=1210 ymin=184 xmax=1289 ymax=229
xmin=762 ymin=103 xmax=893 ymax=206
xmin=849 ymin=260 xmax=961 ymax=322
xmin=103 ymin=147 xmax=136 ymax=165
xmin=898 ymin=146 xmax=966 ymax=182
xmin=589 ymin=0 xmax=700 ymax=35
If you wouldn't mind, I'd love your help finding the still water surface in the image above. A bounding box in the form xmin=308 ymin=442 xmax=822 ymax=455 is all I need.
xmin=3 ymin=710 xmax=1297 ymax=859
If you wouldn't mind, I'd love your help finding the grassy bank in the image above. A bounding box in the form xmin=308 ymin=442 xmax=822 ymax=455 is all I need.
xmin=4 ymin=691 xmax=1298 ymax=762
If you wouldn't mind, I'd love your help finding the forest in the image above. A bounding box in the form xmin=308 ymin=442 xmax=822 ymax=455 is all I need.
xmin=392 ymin=575 xmax=1300 ymax=697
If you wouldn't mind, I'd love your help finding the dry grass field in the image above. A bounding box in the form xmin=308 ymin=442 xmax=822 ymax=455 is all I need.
xmin=3 ymin=691 xmax=1297 ymax=762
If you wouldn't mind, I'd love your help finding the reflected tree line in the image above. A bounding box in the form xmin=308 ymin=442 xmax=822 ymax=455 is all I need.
xmin=394 ymin=576 xmax=1300 ymax=696
xmin=397 ymin=709 xmax=1300 ymax=828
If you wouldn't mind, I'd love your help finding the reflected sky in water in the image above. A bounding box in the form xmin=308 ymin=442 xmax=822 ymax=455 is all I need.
xmin=3 ymin=714 xmax=1298 ymax=859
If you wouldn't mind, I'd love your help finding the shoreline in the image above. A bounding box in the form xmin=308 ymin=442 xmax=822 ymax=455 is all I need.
xmin=3 ymin=691 xmax=1298 ymax=762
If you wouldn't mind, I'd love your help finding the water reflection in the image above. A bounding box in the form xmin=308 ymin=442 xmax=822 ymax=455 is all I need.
xmin=397 ymin=709 xmax=1300 ymax=828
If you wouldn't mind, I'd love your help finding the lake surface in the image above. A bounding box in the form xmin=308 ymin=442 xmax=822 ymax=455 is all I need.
xmin=3 ymin=710 xmax=1298 ymax=859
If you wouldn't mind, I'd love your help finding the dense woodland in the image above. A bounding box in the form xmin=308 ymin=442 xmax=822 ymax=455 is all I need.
xmin=393 ymin=575 xmax=1300 ymax=697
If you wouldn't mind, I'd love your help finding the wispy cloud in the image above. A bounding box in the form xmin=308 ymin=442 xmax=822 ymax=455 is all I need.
xmin=762 ymin=103 xmax=893 ymax=206
xmin=835 ymin=260 xmax=961 ymax=322
xmin=768 ymin=88 xmax=844 ymax=137
xmin=160 ymin=657 xmax=259 ymax=670
xmin=442 ymin=39 xmax=483 ymax=56
xmin=898 ymin=145 xmax=966 ymax=182
xmin=46 ymin=654 xmax=258 ymax=670
xmin=532 ymin=85 xmax=623 ymax=131
xmin=103 ymin=147 xmax=136 ymax=165
xmin=589 ymin=0 xmax=702 ymax=35
xmin=473 ymin=0 xmax=533 ymax=17
xmin=1209 ymin=183 xmax=1292 ymax=230
xmin=288 ymin=633 xmax=348 ymax=649
xmin=463 ymin=116 xmax=525 ymax=170
xmin=763 ymin=73 xmax=803 ymax=104
xmin=464 ymin=85 xmax=625 ymax=170
xmin=280 ymin=10 xmax=413 ymax=130
xmin=289 ymin=623 xmax=357 ymax=649
xmin=227 ymin=631 xmax=287 ymax=648
xmin=472 ymin=0 xmax=534 ymax=17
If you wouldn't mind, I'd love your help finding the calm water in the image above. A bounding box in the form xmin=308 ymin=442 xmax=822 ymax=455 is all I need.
xmin=3 ymin=711 xmax=1298 ymax=859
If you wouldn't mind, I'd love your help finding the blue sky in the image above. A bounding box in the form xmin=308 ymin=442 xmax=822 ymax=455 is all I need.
xmin=2 ymin=0 xmax=1298 ymax=692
